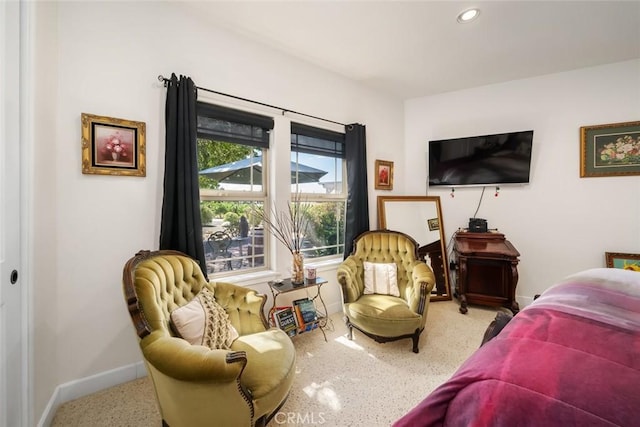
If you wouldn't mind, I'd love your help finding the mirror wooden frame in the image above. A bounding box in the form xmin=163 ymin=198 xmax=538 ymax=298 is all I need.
xmin=377 ymin=195 xmax=451 ymax=301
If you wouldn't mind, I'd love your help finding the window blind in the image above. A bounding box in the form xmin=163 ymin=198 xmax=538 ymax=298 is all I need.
xmin=291 ymin=122 xmax=345 ymax=159
xmin=197 ymin=102 xmax=273 ymax=148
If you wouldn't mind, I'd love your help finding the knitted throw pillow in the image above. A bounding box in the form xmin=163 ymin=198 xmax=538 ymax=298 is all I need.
xmin=170 ymin=287 xmax=239 ymax=349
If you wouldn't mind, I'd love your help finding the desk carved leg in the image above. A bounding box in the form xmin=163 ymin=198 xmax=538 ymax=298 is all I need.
xmin=509 ymin=262 xmax=520 ymax=314
xmin=510 ymin=300 xmax=520 ymax=314
xmin=459 ymin=294 xmax=468 ymax=314
xmin=458 ymin=261 xmax=468 ymax=314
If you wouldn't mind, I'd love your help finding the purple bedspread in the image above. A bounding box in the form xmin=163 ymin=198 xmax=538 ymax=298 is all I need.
xmin=394 ymin=268 xmax=640 ymax=426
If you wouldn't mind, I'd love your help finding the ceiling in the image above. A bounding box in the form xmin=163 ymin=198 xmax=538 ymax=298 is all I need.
xmin=187 ymin=1 xmax=640 ymax=100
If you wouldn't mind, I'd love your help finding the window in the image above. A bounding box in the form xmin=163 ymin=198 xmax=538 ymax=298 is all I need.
xmin=291 ymin=123 xmax=346 ymax=259
xmin=196 ymin=103 xmax=346 ymax=275
xmin=197 ymin=102 xmax=273 ymax=276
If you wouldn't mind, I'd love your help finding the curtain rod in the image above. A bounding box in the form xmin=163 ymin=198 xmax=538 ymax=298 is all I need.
xmin=158 ymin=75 xmax=347 ymax=127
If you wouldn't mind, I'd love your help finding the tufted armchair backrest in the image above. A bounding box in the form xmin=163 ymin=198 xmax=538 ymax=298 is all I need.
xmin=123 ymin=250 xmax=208 ymax=339
xmin=210 ymin=281 xmax=267 ymax=336
xmin=350 ymin=230 xmax=421 ymax=298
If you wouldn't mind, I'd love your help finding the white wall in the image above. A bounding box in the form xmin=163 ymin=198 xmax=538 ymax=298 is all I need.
xmin=32 ymin=2 xmax=60 ymax=425
xmin=32 ymin=1 xmax=404 ymax=420
xmin=405 ymin=60 xmax=640 ymax=302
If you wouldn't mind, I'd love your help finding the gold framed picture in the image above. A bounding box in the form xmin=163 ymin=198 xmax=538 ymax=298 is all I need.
xmin=580 ymin=120 xmax=640 ymax=178
xmin=605 ymin=252 xmax=640 ymax=271
xmin=81 ymin=113 xmax=146 ymax=177
xmin=374 ymin=159 xmax=394 ymax=190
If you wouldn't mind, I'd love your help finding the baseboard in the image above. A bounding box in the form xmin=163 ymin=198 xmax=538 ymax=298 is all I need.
xmin=326 ymin=301 xmax=341 ymax=316
xmin=518 ymin=295 xmax=536 ymax=308
xmin=37 ymin=361 xmax=147 ymax=427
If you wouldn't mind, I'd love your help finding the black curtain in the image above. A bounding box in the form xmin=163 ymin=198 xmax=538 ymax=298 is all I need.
xmin=343 ymin=123 xmax=369 ymax=258
xmin=159 ymin=73 xmax=208 ymax=278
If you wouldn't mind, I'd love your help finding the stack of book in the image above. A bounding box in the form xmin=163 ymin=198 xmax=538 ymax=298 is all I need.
xmin=293 ymin=298 xmax=318 ymax=333
xmin=272 ymin=298 xmax=319 ymax=336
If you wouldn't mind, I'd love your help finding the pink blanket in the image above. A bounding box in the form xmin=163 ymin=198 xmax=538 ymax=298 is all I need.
xmin=394 ymin=268 xmax=640 ymax=426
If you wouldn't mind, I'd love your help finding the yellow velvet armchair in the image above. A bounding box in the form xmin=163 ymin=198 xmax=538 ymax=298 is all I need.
xmin=337 ymin=230 xmax=436 ymax=353
xmin=122 ymin=250 xmax=296 ymax=427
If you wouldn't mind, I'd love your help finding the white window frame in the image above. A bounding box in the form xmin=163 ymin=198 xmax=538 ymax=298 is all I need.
xmin=290 ymin=121 xmax=347 ymax=261
xmin=199 ymin=152 xmax=271 ymax=278
xmin=197 ymin=98 xmax=274 ymax=278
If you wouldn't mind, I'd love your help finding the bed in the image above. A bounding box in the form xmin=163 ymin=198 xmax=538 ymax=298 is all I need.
xmin=394 ymin=268 xmax=640 ymax=426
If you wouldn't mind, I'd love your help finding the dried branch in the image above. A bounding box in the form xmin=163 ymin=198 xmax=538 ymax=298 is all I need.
xmin=250 ymin=193 xmax=311 ymax=254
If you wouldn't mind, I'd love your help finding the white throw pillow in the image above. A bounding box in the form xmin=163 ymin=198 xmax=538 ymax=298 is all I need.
xmin=170 ymin=287 xmax=239 ymax=349
xmin=363 ymin=261 xmax=400 ymax=297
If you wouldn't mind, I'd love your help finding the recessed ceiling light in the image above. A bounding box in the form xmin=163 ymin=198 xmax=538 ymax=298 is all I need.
xmin=457 ymin=8 xmax=480 ymax=23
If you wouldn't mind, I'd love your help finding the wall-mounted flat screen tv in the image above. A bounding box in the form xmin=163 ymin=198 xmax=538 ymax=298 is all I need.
xmin=428 ymin=130 xmax=534 ymax=187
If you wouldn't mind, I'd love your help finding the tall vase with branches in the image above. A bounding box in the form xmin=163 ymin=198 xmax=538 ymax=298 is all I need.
xmin=252 ymin=193 xmax=311 ymax=284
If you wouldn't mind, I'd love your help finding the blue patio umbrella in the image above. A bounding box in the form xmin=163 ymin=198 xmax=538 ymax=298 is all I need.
xmin=199 ymin=156 xmax=327 ymax=184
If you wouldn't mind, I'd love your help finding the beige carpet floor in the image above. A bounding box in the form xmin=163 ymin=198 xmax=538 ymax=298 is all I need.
xmin=51 ymin=300 xmax=499 ymax=426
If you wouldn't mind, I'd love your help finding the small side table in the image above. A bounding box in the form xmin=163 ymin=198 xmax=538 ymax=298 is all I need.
xmin=268 ymin=277 xmax=328 ymax=341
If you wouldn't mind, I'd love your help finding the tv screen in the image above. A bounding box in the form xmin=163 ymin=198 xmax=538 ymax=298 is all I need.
xmin=428 ymin=130 xmax=534 ymax=187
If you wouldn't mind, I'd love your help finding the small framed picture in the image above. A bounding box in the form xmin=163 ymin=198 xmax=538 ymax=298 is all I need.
xmin=427 ymin=218 xmax=440 ymax=231
xmin=374 ymin=159 xmax=394 ymax=190
xmin=580 ymin=120 xmax=640 ymax=178
xmin=605 ymin=252 xmax=640 ymax=271
xmin=81 ymin=113 xmax=146 ymax=177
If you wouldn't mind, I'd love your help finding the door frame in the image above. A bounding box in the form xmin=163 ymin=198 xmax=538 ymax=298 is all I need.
xmin=0 ymin=1 xmax=34 ymax=426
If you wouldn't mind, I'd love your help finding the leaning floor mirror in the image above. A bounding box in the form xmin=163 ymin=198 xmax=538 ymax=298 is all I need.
xmin=377 ymin=195 xmax=451 ymax=301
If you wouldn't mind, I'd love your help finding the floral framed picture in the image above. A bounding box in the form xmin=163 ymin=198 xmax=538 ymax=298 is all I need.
xmin=580 ymin=120 xmax=640 ymax=178
xmin=605 ymin=252 xmax=640 ymax=272
xmin=81 ymin=113 xmax=146 ymax=177
xmin=374 ymin=159 xmax=394 ymax=190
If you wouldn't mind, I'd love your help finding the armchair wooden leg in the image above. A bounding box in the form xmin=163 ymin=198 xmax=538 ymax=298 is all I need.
xmin=412 ymin=331 xmax=420 ymax=353
xmin=344 ymin=316 xmax=354 ymax=340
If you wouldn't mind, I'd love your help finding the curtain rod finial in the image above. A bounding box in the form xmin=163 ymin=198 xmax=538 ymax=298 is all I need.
xmin=158 ymin=74 xmax=168 ymax=87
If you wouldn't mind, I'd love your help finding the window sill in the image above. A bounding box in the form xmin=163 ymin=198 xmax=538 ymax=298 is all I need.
xmin=210 ymin=269 xmax=279 ymax=288
xmin=208 ymin=256 xmax=343 ymax=288
xmin=305 ymin=256 xmax=343 ymax=272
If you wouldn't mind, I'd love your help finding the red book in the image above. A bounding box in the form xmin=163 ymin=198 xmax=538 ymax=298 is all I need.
xmin=293 ymin=304 xmax=305 ymax=332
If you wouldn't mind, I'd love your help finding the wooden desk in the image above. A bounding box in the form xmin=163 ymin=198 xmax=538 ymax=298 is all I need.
xmin=453 ymin=231 xmax=520 ymax=314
